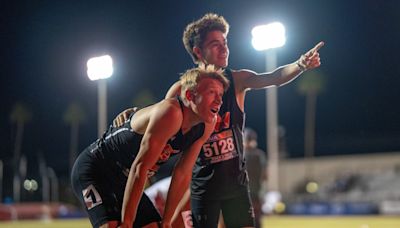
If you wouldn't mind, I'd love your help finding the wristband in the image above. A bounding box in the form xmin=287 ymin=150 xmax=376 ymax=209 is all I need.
xmin=296 ymin=60 xmax=307 ymax=72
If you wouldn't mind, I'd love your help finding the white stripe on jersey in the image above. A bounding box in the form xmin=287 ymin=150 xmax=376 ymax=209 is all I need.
xmin=89 ymin=127 xmax=133 ymax=153
xmin=104 ymin=127 xmax=131 ymax=140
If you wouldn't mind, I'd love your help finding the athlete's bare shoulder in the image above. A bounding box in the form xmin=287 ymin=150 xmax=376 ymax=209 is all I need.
xmin=159 ymin=97 xmax=181 ymax=109
xmin=131 ymin=98 xmax=182 ymax=133
xmin=153 ymin=98 xmax=182 ymax=119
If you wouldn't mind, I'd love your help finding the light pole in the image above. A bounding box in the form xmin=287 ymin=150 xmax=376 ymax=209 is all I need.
xmin=0 ymin=160 xmax=2 ymax=202
xmin=252 ymin=22 xmax=286 ymax=192
xmin=47 ymin=167 xmax=58 ymax=202
xmin=87 ymin=55 xmax=114 ymax=138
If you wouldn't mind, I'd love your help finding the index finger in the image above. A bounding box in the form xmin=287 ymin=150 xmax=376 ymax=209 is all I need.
xmin=312 ymin=41 xmax=324 ymax=53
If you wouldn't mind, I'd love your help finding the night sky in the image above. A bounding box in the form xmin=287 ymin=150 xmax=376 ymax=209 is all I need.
xmin=1 ymin=0 xmax=400 ymax=180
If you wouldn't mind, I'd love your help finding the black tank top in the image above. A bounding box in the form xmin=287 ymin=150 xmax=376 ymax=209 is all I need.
xmin=88 ymin=97 xmax=205 ymax=177
xmin=191 ymin=69 xmax=248 ymax=200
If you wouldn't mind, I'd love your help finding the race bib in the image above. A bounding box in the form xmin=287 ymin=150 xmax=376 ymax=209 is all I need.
xmin=202 ymin=129 xmax=238 ymax=164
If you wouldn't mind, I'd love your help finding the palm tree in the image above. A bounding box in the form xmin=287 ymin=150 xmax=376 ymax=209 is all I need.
xmin=10 ymin=102 xmax=32 ymax=202
xmin=64 ymin=102 xmax=86 ymax=173
xmin=297 ymin=70 xmax=326 ymax=180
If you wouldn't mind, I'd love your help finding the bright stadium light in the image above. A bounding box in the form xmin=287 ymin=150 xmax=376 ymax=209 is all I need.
xmin=87 ymin=55 xmax=114 ymax=137
xmin=87 ymin=55 xmax=113 ymax=80
xmin=251 ymin=22 xmax=286 ymax=192
xmin=251 ymin=22 xmax=286 ymax=51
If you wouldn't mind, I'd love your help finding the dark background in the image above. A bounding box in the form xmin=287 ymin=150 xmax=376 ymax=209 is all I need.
xmin=1 ymin=0 xmax=399 ymax=199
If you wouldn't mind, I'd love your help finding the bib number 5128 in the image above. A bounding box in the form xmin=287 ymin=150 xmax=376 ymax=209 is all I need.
xmin=203 ymin=138 xmax=235 ymax=157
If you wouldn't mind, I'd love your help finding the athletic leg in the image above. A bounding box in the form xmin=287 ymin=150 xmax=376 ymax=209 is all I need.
xmin=71 ymin=151 xmax=121 ymax=227
xmin=191 ymin=197 xmax=221 ymax=228
xmin=220 ymin=191 xmax=255 ymax=228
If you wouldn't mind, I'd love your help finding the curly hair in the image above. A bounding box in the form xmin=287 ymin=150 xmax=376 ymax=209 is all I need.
xmin=183 ymin=13 xmax=230 ymax=63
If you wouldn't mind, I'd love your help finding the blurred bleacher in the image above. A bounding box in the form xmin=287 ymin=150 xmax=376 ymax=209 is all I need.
xmin=273 ymin=152 xmax=400 ymax=215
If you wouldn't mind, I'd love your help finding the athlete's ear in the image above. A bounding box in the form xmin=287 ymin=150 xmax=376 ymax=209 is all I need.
xmin=185 ymin=90 xmax=194 ymax=102
xmin=193 ymin=46 xmax=202 ymax=61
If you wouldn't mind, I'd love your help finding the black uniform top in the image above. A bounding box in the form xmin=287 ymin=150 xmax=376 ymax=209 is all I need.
xmin=191 ymin=69 xmax=248 ymax=200
xmin=89 ymin=97 xmax=205 ymax=178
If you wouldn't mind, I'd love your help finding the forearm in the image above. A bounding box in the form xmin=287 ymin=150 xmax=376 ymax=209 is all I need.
xmin=236 ymin=61 xmax=304 ymax=90
xmin=121 ymin=163 xmax=148 ymax=225
xmin=162 ymin=140 xmax=205 ymax=223
xmin=271 ymin=61 xmax=304 ymax=86
xmin=171 ymin=189 xmax=190 ymax=222
xmin=162 ymin=168 xmax=191 ymax=223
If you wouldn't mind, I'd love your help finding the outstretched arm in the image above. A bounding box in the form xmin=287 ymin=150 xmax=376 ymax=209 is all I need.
xmin=235 ymin=41 xmax=324 ymax=91
xmin=120 ymin=102 xmax=182 ymax=227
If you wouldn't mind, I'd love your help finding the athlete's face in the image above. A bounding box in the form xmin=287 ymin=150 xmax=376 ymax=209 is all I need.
xmin=192 ymin=77 xmax=224 ymax=123
xmin=196 ymin=30 xmax=229 ymax=68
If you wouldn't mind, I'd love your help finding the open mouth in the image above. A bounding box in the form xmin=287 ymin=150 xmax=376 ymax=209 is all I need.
xmin=211 ymin=107 xmax=219 ymax=114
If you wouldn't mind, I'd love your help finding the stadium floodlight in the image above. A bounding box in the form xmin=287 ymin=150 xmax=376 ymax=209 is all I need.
xmin=251 ymin=22 xmax=286 ymax=51
xmin=87 ymin=55 xmax=114 ymax=137
xmin=251 ymin=22 xmax=286 ymax=192
xmin=87 ymin=55 xmax=113 ymax=80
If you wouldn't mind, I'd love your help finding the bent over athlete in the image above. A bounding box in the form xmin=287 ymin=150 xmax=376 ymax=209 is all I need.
xmin=71 ymin=64 xmax=229 ymax=228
